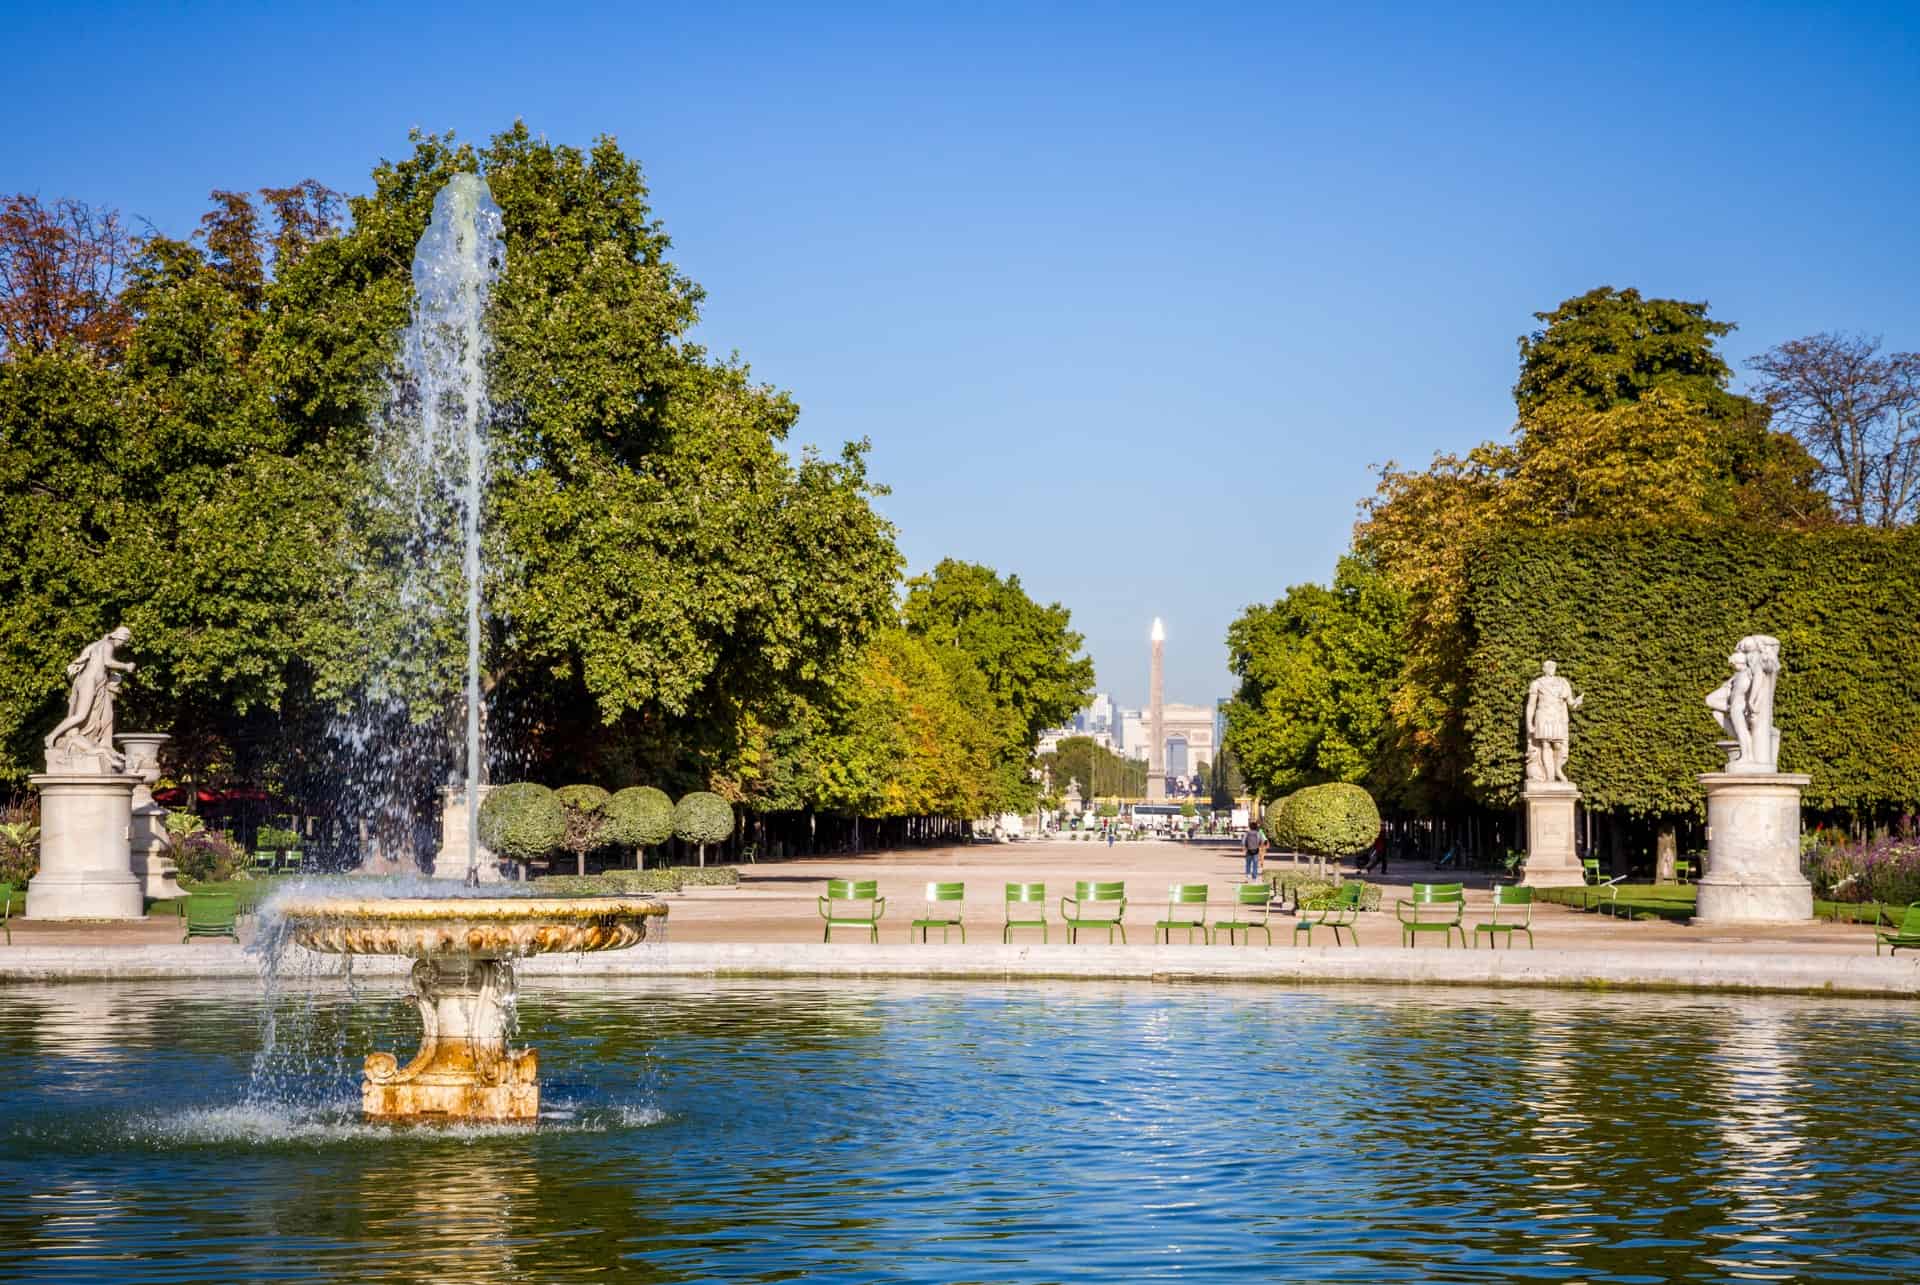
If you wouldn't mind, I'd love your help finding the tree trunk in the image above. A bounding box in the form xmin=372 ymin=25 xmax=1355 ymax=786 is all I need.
xmin=698 ymin=842 xmax=706 ymax=868
xmin=576 ymin=850 xmax=586 ymax=877
xmin=1656 ymin=825 xmax=1677 ymax=884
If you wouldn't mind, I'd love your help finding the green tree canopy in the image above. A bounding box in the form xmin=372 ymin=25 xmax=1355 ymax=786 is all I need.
xmin=900 ymin=559 xmax=1094 ymax=814
xmin=1225 ymin=555 xmax=1407 ymax=805
xmin=0 ymin=125 xmax=901 ymax=818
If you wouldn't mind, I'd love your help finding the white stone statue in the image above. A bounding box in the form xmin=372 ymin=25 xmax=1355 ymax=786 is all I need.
xmin=1524 ymin=660 xmax=1583 ymax=785
xmin=1705 ymin=634 xmax=1782 ymax=773
xmin=44 ymin=626 xmax=135 ymax=772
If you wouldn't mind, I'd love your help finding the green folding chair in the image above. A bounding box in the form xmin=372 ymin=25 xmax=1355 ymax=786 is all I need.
xmin=1061 ymin=881 xmax=1127 ymax=944
xmin=1215 ymin=882 xmax=1279 ymax=945
xmin=1003 ymin=882 xmax=1048 ymax=943
xmin=1474 ymin=884 xmax=1535 ymax=949
xmin=1396 ymin=882 xmax=1466 ymax=948
xmin=818 ymin=879 xmax=885 ymax=942
xmin=1294 ymin=881 xmax=1363 ymax=946
xmin=182 ymin=892 xmax=239 ymax=943
xmin=1154 ymin=883 xmax=1211 ymax=944
xmin=910 ymin=881 xmax=966 ymax=943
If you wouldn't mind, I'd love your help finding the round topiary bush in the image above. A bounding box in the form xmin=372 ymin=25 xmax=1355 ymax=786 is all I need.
xmin=673 ymin=791 xmax=734 ymax=867
xmin=1261 ymin=792 xmax=1300 ymax=850
xmin=604 ymin=786 xmax=675 ymax=865
xmin=477 ymin=782 xmax=566 ymax=869
xmin=1287 ymin=782 xmax=1381 ymax=860
xmin=553 ymin=784 xmax=612 ymax=876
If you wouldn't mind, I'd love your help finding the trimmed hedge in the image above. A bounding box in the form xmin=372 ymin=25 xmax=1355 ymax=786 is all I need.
xmin=532 ymin=866 xmax=741 ymax=896
xmin=1288 ymin=783 xmax=1380 ymax=858
xmin=1261 ymin=792 xmax=1299 ymax=849
xmin=674 ymin=791 xmax=733 ymax=865
xmin=604 ymin=786 xmax=674 ymax=850
xmin=478 ymin=783 xmax=566 ymax=863
xmin=1464 ymin=527 xmax=1920 ymax=816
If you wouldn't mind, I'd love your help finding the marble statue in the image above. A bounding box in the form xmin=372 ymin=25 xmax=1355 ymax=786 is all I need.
xmin=44 ymin=626 xmax=134 ymax=772
xmin=1524 ymin=660 xmax=1583 ymax=785
xmin=1705 ymin=634 xmax=1782 ymax=773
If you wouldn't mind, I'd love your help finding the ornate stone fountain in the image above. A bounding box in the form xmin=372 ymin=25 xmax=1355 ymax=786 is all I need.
xmin=277 ymin=895 xmax=666 ymax=1121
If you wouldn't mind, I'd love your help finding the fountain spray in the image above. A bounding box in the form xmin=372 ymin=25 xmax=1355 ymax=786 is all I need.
xmin=405 ymin=174 xmax=505 ymax=882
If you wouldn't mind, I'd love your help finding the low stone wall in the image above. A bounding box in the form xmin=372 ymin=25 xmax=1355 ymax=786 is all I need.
xmin=2 ymin=943 xmax=1917 ymax=998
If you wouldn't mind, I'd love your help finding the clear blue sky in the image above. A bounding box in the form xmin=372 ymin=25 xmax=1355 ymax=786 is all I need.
xmin=7 ymin=2 xmax=1916 ymax=712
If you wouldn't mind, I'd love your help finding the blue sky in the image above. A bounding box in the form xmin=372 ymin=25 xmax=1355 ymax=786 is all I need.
xmin=6 ymin=1 xmax=1915 ymax=711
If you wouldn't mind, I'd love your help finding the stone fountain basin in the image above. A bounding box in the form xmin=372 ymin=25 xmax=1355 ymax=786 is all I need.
xmin=277 ymin=896 xmax=667 ymax=958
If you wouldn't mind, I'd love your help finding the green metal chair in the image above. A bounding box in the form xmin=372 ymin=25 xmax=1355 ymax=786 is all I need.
xmin=1672 ymin=855 xmax=1694 ymax=884
xmin=1154 ymin=883 xmax=1210 ymax=944
xmin=1061 ymin=880 xmax=1127 ymax=944
xmin=248 ymin=849 xmax=277 ymax=877
xmin=909 ymin=881 xmax=966 ymax=943
xmin=182 ymin=892 xmax=239 ymax=943
xmin=1003 ymin=882 xmax=1047 ymax=943
xmin=1876 ymin=903 xmax=1920 ymax=956
xmin=1215 ymin=882 xmax=1279 ymax=945
xmin=818 ymin=879 xmax=885 ymax=942
xmin=1396 ymin=882 xmax=1467 ymax=948
xmin=279 ymin=848 xmax=306 ymax=875
xmin=1581 ymin=858 xmax=1603 ymax=885
xmin=1474 ymin=884 xmax=1535 ymax=949
xmin=1294 ymin=881 xmax=1363 ymax=946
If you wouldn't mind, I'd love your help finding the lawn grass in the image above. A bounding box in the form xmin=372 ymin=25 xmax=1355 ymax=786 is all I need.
xmin=1538 ymin=882 xmax=1894 ymax=925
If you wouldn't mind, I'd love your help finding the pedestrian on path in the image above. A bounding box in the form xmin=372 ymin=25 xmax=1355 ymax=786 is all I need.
xmin=1243 ymin=824 xmax=1265 ymax=880
xmin=1106 ymin=825 xmax=1116 ymax=849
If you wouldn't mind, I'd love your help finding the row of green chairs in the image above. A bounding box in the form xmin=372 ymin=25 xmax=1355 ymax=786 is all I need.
xmin=819 ymin=879 xmax=1425 ymax=947
xmin=1395 ymin=882 xmax=1535 ymax=948
xmin=248 ymin=849 xmax=306 ymax=877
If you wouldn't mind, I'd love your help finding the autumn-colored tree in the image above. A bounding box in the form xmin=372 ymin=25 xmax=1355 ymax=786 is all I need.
xmin=1355 ymin=288 xmax=1828 ymax=797
xmin=0 ymin=195 xmax=133 ymax=360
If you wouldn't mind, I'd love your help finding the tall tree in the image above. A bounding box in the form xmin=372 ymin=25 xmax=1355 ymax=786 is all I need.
xmin=1224 ymin=555 xmax=1406 ymax=803
xmin=901 ymin=559 xmax=1094 ymax=811
xmin=1749 ymin=333 xmax=1920 ymax=529
xmin=0 ymin=195 xmax=133 ymax=360
xmin=1356 ymin=287 xmax=1828 ymax=800
xmin=0 ymin=126 xmax=901 ymax=819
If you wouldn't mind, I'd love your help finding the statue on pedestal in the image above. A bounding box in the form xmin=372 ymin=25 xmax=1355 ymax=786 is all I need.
xmin=1705 ymin=634 xmax=1782 ymax=773
xmin=1524 ymin=660 xmax=1583 ymax=785
xmin=44 ymin=626 xmax=135 ymax=773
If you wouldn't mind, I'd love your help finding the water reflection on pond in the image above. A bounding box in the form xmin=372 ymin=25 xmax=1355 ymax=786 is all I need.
xmin=0 ymin=979 xmax=1916 ymax=1282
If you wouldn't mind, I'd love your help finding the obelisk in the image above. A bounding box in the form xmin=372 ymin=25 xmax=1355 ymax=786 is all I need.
xmin=1147 ymin=618 xmax=1167 ymax=802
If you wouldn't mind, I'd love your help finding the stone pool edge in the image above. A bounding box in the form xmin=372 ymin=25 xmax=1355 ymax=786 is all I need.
xmin=2 ymin=943 xmax=1917 ymax=999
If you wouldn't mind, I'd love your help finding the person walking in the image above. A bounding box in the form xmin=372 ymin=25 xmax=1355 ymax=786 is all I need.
xmin=1105 ymin=823 xmax=1116 ymax=849
xmin=1242 ymin=822 xmax=1265 ymax=881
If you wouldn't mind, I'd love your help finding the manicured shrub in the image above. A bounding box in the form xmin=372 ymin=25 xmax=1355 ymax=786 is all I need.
xmin=534 ymin=870 xmax=679 ymax=896
xmin=553 ymin=784 xmax=612 ymax=876
xmin=604 ymin=786 xmax=674 ymax=862
xmin=1262 ymin=792 xmax=1299 ymax=849
xmin=0 ymin=799 xmax=39 ymax=885
xmin=1287 ymin=783 xmax=1381 ymax=859
xmin=477 ymin=783 xmax=566 ymax=867
xmin=175 ymin=830 xmax=243 ymax=884
xmin=668 ymin=865 xmax=740 ymax=887
xmin=673 ymin=791 xmax=734 ymax=867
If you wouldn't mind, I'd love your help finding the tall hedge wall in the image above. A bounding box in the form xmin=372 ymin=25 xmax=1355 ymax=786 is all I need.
xmin=1463 ymin=527 xmax=1920 ymax=818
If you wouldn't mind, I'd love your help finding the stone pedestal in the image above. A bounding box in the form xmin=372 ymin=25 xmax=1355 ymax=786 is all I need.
xmin=25 ymin=774 xmax=145 ymax=920
xmin=1520 ymin=782 xmax=1585 ymax=888
xmin=431 ymin=784 xmax=503 ymax=881
xmin=362 ymin=957 xmax=537 ymax=1121
xmin=1693 ymin=772 xmax=1812 ymax=924
xmin=116 ymin=733 xmax=183 ymax=900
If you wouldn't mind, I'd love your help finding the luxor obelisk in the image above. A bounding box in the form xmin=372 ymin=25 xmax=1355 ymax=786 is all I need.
xmin=1147 ymin=617 xmax=1167 ymax=802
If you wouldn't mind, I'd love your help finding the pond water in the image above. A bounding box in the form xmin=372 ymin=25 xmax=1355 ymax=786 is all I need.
xmin=0 ymin=979 xmax=1916 ymax=1282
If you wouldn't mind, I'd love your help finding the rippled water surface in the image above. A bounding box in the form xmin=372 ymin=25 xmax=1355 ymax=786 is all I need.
xmin=1 ymin=979 xmax=1917 ymax=1282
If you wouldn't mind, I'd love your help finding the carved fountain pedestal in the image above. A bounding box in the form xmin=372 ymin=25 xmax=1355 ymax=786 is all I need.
xmin=279 ymin=896 xmax=666 ymax=1122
